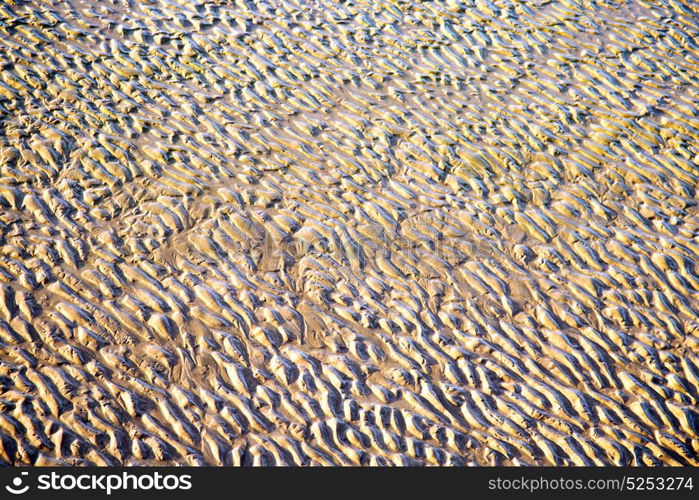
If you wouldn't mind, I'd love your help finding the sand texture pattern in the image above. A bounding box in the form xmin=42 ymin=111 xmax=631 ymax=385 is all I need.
xmin=0 ymin=0 xmax=698 ymax=466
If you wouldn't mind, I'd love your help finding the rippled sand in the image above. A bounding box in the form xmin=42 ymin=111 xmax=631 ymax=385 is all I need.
xmin=0 ymin=0 xmax=698 ymax=466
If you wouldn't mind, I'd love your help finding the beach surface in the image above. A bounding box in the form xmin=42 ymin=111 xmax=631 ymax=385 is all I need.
xmin=0 ymin=0 xmax=698 ymax=465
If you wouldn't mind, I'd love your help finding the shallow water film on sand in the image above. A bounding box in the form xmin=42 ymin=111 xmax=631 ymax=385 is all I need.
xmin=0 ymin=0 xmax=698 ymax=466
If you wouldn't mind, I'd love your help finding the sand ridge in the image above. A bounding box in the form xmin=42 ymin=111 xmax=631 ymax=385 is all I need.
xmin=0 ymin=0 xmax=698 ymax=465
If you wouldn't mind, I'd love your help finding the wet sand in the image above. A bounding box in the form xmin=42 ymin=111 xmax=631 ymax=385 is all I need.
xmin=0 ymin=0 xmax=698 ymax=465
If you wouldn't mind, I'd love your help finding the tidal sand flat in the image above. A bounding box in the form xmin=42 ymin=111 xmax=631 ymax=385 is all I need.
xmin=0 ymin=0 xmax=698 ymax=466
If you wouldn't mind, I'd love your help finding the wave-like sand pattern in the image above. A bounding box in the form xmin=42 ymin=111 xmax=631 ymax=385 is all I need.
xmin=0 ymin=0 xmax=698 ymax=466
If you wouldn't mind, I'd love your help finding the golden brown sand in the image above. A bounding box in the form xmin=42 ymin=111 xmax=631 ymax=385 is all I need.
xmin=0 ymin=0 xmax=698 ymax=465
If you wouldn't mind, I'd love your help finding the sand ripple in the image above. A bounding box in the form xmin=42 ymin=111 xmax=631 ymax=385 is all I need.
xmin=0 ymin=0 xmax=698 ymax=465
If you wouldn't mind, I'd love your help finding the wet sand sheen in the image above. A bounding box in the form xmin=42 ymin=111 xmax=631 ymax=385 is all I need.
xmin=0 ymin=0 xmax=698 ymax=465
